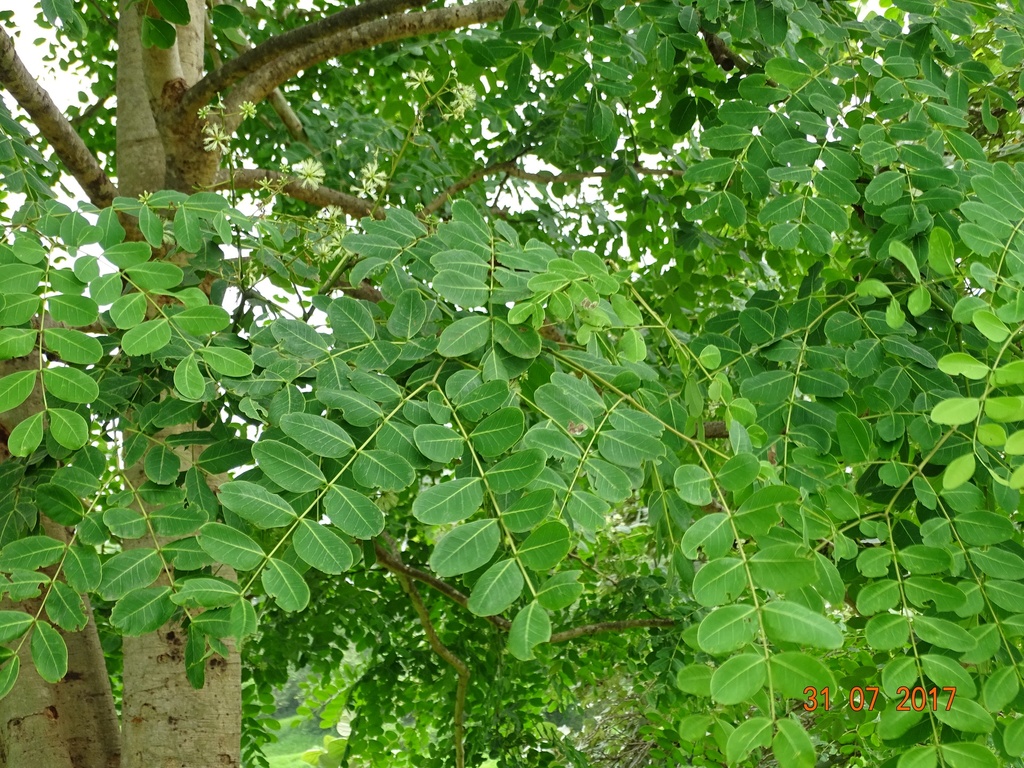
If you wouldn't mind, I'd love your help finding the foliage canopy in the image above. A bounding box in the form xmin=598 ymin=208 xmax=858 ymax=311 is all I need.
xmin=4 ymin=0 xmax=1024 ymax=766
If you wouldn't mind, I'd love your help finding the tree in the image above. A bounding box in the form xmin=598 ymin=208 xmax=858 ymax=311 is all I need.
xmin=2 ymin=0 xmax=1024 ymax=765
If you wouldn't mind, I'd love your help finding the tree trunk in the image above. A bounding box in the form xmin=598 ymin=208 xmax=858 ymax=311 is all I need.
xmin=0 ymin=521 xmax=120 ymax=768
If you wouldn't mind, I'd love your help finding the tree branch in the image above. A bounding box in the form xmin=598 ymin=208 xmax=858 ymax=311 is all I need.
xmin=220 ymin=0 xmax=512 ymax=124
xmin=181 ymin=0 xmax=427 ymax=117
xmin=549 ymin=618 xmax=676 ymax=644
xmin=218 ymin=168 xmax=376 ymax=219
xmin=422 ymin=161 xmax=685 ymax=216
xmin=378 ymin=540 xmax=469 ymax=768
xmin=0 ymin=27 xmax=118 ymax=207
xmin=374 ymin=542 xmax=511 ymax=631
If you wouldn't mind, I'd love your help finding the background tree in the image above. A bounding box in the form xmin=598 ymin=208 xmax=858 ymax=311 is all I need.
xmin=2 ymin=0 xmax=1024 ymax=767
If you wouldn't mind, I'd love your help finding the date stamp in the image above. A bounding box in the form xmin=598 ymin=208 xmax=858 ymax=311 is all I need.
xmin=803 ymin=686 xmax=956 ymax=712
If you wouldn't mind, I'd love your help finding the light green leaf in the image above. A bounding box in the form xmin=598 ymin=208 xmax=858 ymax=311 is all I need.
xmin=697 ymin=605 xmax=757 ymax=655
xmin=772 ymin=718 xmax=815 ymax=768
xmin=486 ymin=449 xmax=546 ymax=493
xmin=121 ymin=318 xmax=171 ymax=355
xmin=198 ymin=346 xmax=254 ymax=377
xmin=517 ymin=521 xmax=571 ymax=571
xmin=0 ymin=370 xmax=37 ymax=413
xmin=930 ymin=397 xmax=980 ymax=425
xmin=351 ymin=449 xmax=414 ymax=491
xmin=48 ymin=407 xmax=88 ymax=449
xmin=471 ymin=407 xmax=525 ymax=457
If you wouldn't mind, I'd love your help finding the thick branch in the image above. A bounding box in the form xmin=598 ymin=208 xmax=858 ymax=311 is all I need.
xmin=221 ymin=0 xmax=511 ymax=122
xmin=423 ymin=161 xmax=685 ymax=216
xmin=374 ymin=542 xmax=511 ymax=631
xmin=0 ymin=27 xmax=117 ymax=207
xmin=219 ymin=168 xmax=376 ymax=218
xmin=549 ymin=618 xmax=676 ymax=644
xmin=182 ymin=0 xmax=426 ymax=116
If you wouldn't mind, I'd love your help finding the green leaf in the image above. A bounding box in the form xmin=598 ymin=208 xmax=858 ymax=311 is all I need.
xmin=508 ymin=600 xmax=551 ymax=660
xmin=387 ymin=289 xmax=427 ymax=338
xmin=773 ymin=719 xmax=815 ymax=768
xmin=153 ymin=0 xmax=191 ymax=24
xmin=761 ymin=601 xmax=843 ymax=649
xmin=697 ymin=605 xmax=757 ymax=655
xmin=351 ymin=449 xmax=414 ymax=491
xmin=174 ymin=355 xmax=206 ymax=400
xmin=172 ymin=578 xmax=240 ymax=608
xmin=934 ymin=697 xmax=994 ymax=734
xmin=323 ymin=485 xmax=384 ymax=539
xmin=252 ymin=440 xmax=326 ymax=492
xmin=494 ymin=320 xmax=542 ymax=359
xmin=710 ymin=653 xmax=765 ymax=705
xmin=413 ymin=424 xmax=464 ymax=463
xmin=536 ymin=571 xmax=583 ymax=610
xmin=110 ymin=586 xmax=176 ymax=635
xmin=429 ymin=520 xmax=500 ymax=577
xmin=141 ymin=15 xmax=176 ymax=48
xmin=261 ymin=558 xmax=309 ymax=612
xmin=173 ymin=306 xmax=229 ymax=335
xmin=0 ymin=370 xmax=37 ymax=413
xmin=121 ymin=318 xmax=171 ymax=355
xmin=471 ymin=407 xmax=525 ymax=457
xmin=198 ymin=346 xmax=254 ymax=377
xmin=219 ymin=481 xmax=296 ymax=528
xmin=674 ymin=464 xmax=713 ymax=505
xmin=727 ymin=717 xmax=773 ymax=766
xmin=486 ymin=449 xmax=546 ymax=493
xmin=110 ymin=292 xmax=147 ymax=329
xmin=437 ymin=316 xmax=490 ymax=357
xmin=412 ymin=478 xmax=483 ymax=525
xmin=7 ymin=411 xmax=43 ymax=456
xmin=942 ymin=452 xmax=976 ymax=491
xmin=280 ymin=413 xmax=354 ymax=459
xmin=692 ymin=557 xmax=746 ymax=607
xmin=47 ymin=407 xmax=88 ymax=449
xmin=329 ymin=297 xmax=376 ymax=342
xmin=0 ymin=611 xmax=35 ymax=643
xmin=930 ymin=397 xmax=980 ymax=425
xmin=144 ymin=444 xmax=180 ymax=485
xmin=294 ymin=520 xmax=354 ymax=574
xmin=0 ymin=657 xmax=19 ymax=700
xmin=914 ymin=615 xmax=976 ymax=652
xmin=198 ymin=523 xmax=265 ymax=571
xmin=0 ymin=535 xmax=65 ymax=572
xmin=467 ymin=558 xmax=524 ymax=616
xmin=517 ymin=521 xmax=571 ymax=571
xmin=717 ymin=453 xmax=760 ymax=491
xmin=98 ymin=548 xmax=162 ymax=599
xmin=30 ymin=621 xmax=67 ymax=683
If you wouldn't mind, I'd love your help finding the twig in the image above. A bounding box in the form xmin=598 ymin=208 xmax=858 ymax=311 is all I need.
xmin=700 ymin=29 xmax=752 ymax=73
xmin=374 ymin=542 xmax=511 ymax=630
xmin=549 ymin=618 xmax=676 ymax=644
xmin=216 ymin=168 xmax=376 ymax=219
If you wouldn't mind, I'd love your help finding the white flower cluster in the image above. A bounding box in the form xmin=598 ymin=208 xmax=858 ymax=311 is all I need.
xmin=357 ymin=157 xmax=388 ymax=197
xmin=293 ymin=157 xmax=326 ymax=190
xmin=202 ymin=122 xmax=231 ymax=154
xmin=448 ymin=82 xmax=476 ymax=120
xmin=405 ymin=69 xmax=434 ymax=91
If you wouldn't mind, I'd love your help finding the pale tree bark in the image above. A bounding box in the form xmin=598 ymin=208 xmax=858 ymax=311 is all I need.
xmin=0 ymin=519 xmax=120 ymax=768
xmin=120 ymin=427 xmax=241 ymax=768
xmin=115 ymin=3 xmax=243 ymax=767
